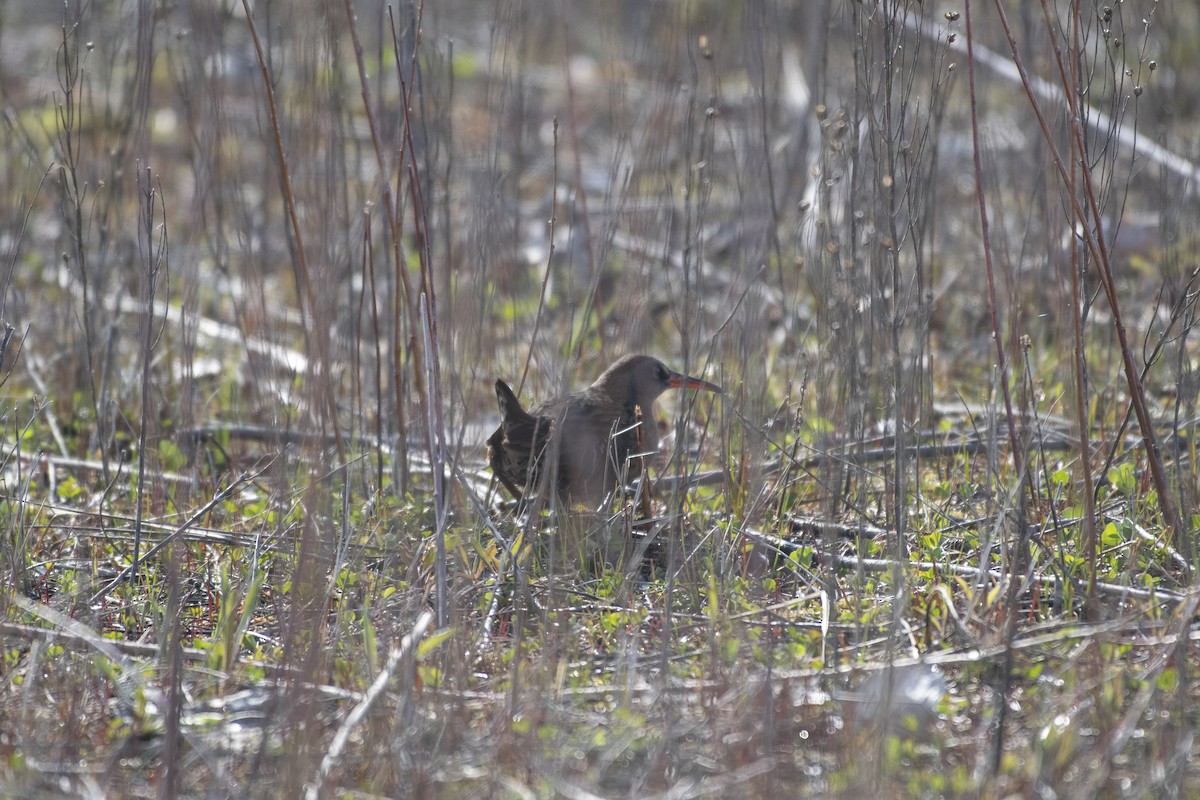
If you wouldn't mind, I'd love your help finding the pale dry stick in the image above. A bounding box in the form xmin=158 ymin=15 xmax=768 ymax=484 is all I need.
xmin=12 ymin=594 xmax=135 ymax=669
xmin=3 ymin=450 xmax=192 ymax=488
xmin=558 ymin=16 xmax=604 ymax=361
xmin=1063 ymin=92 xmax=1099 ymax=605
xmin=427 ymin=618 xmax=1189 ymax=709
xmin=553 ymin=780 xmax=608 ymax=800
xmin=393 ymin=4 xmax=437 ymax=359
xmin=639 ymin=759 xmax=777 ymax=800
xmin=1 ymin=494 xmax=240 ymax=548
xmin=447 ymin=461 xmax=530 ymax=648
xmin=393 ymin=7 xmax=453 ymax=563
xmin=2 ymin=615 xmax=359 ymax=687
xmin=388 ymin=3 xmax=437 ymax=393
xmin=903 ymin=12 xmax=1200 ymax=190
xmin=131 ymin=165 xmax=168 ymax=588
xmin=22 ymin=356 xmax=69 ymax=458
xmin=962 ymin=1 xmax=1023 ymax=483
xmin=0 ymin=165 xmax=53 ymax=311
xmin=420 ymin=294 xmax=447 ymax=628
xmin=399 ymin=19 xmax=452 ymax=620
xmin=963 ymin=5 xmax=1042 ymax=771
xmin=496 ymin=777 xmax=537 ymax=800
xmin=2 ymin=616 xmax=369 ymax=693
xmin=305 ymin=609 xmax=435 ymax=800
xmin=360 ymin=214 xmax=387 ymax=491
xmin=0 ymin=323 xmax=20 ymax=386
xmin=1130 ymin=521 xmax=1190 ymax=573
xmin=739 ymin=524 xmax=1183 ymax=607
xmin=10 ymin=593 xmax=166 ymax=735
xmin=664 ymin=422 xmax=1091 ymax=498
xmin=1066 ymin=588 xmax=1200 ymax=800
xmin=517 ymin=117 xmax=559 ymax=396
xmin=0 ymin=620 xmax=206 ymax=662
xmin=88 ymin=463 xmax=267 ymax=605
xmin=237 ymin=0 xmax=313 ymax=328
xmin=100 ymin=293 xmax=308 ymax=373
xmin=53 ymin=18 xmax=103 ymax=464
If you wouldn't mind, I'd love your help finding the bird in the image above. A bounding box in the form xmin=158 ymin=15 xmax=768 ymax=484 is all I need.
xmin=487 ymin=355 xmax=722 ymax=508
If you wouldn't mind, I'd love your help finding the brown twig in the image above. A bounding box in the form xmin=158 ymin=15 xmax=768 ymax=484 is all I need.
xmin=989 ymin=0 xmax=1184 ymax=555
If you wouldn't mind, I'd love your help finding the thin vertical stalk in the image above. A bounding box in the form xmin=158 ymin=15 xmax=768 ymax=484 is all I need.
xmin=1063 ymin=65 xmax=1099 ymax=606
xmin=421 ymin=294 xmax=447 ymax=628
xmin=964 ymin=0 xmax=1030 ymax=777
xmin=963 ymin=1 xmax=1023 ymax=479
xmin=131 ymin=165 xmax=166 ymax=588
xmin=518 ymin=119 xmax=560 ymax=395
xmin=241 ymin=0 xmax=345 ymax=462
xmin=344 ymin=0 xmax=419 ymax=491
xmin=991 ymin=0 xmax=1183 ymax=552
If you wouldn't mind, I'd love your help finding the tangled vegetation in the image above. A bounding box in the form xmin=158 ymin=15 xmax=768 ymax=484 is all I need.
xmin=1 ymin=1 xmax=1199 ymax=797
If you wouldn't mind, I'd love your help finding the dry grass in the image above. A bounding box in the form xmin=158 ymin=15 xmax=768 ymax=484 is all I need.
xmin=1 ymin=1 xmax=1199 ymax=797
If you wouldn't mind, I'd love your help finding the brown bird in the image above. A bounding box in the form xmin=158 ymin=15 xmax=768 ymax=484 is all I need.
xmin=487 ymin=355 xmax=721 ymax=508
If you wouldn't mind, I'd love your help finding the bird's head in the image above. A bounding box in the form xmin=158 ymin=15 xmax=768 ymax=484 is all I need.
xmin=593 ymin=354 xmax=722 ymax=406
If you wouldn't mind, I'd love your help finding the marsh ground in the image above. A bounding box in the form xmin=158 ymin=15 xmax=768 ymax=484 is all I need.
xmin=1 ymin=1 xmax=1200 ymax=797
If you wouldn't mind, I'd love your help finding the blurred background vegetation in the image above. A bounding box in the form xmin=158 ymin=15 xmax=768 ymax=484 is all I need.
xmin=1 ymin=1 xmax=1199 ymax=797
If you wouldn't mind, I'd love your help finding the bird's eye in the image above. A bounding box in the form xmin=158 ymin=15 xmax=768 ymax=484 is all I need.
xmin=657 ymin=365 xmax=668 ymax=381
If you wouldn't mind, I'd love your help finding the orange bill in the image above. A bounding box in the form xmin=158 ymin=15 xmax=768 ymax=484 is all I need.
xmin=666 ymin=370 xmax=722 ymax=394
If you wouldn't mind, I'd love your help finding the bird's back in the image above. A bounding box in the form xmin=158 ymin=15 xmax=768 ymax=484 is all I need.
xmin=489 ymin=355 xmax=694 ymax=507
xmin=535 ymin=388 xmax=648 ymax=504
